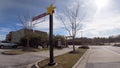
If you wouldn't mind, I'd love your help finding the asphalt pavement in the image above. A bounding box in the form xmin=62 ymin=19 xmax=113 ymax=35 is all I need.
xmin=75 ymin=46 xmax=120 ymax=68
xmin=0 ymin=47 xmax=73 ymax=68
xmin=0 ymin=49 xmax=45 ymax=68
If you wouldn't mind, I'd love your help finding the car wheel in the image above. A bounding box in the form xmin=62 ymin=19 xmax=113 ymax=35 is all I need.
xmin=1 ymin=45 xmax=4 ymax=49
xmin=12 ymin=46 xmax=17 ymax=48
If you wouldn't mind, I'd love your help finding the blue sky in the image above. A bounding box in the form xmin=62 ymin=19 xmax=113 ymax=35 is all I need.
xmin=0 ymin=0 xmax=120 ymax=40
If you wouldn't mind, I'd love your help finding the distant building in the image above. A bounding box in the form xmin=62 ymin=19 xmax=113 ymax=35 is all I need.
xmin=5 ymin=28 xmax=47 ymax=43
xmin=6 ymin=32 xmax=12 ymax=42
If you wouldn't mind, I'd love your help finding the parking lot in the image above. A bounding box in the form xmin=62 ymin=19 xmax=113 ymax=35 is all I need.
xmin=0 ymin=49 xmax=46 ymax=68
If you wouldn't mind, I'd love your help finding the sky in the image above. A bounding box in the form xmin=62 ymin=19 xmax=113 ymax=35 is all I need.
xmin=0 ymin=0 xmax=120 ymax=40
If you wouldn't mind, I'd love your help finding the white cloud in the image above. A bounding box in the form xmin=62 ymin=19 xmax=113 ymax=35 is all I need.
xmin=77 ymin=11 xmax=120 ymax=38
xmin=2 ymin=0 xmax=119 ymax=38
xmin=0 ymin=27 xmax=11 ymax=33
xmin=0 ymin=35 xmax=5 ymax=41
xmin=16 ymin=23 xmax=23 ymax=26
xmin=0 ymin=27 xmax=11 ymax=40
xmin=23 ymin=0 xmax=120 ymax=38
xmin=33 ymin=13 xmax=64 ymax=33
xmin=70 ymin=0 xmax=120 ymax=38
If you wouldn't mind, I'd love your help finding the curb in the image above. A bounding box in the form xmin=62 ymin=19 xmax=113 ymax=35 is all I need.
xmin=33 ymin=49 xmax=73 ymax=68
xmin=27 ymin=50 xmax=76 ymax=68
xmin=34 ymin=60 xmax=40 ymax=68
xmin=26 ymin=63 xmax=34 ymax=68
xmin=72 ymin=49 xmax=89 ymax=68
xmin=26 ymin=48 xmax=73 ymax=68
xmin=26 ymin=59 xmax=47 ymax=68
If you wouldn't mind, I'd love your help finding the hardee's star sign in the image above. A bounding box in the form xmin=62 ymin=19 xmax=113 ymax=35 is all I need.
xmin=32 ymin=4 xmax=56 ymax=66
xmin=47 ymin=4 xmax=55 ymax=15
xmin=32 ymin=4 xmax=55 ymax=21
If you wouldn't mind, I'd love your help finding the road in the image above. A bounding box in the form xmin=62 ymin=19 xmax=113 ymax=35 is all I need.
xmin=0 ymin=47 xmax=73 ymax=68
xmin=80 ymin=46 xmax=120 ymax=68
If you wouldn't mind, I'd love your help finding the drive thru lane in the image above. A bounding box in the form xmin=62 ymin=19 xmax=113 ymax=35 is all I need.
xmin=86 ymin=46 xmax=120 ymax=68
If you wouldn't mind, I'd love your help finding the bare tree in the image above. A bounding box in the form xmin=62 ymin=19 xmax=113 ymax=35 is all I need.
xmin=58 ymin=3 xmax=84 ymax=52
xmin=17 ymin=11 xmax=45 ymax=49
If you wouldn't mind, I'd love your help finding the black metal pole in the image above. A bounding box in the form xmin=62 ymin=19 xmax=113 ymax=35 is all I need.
xmin=48 ymin=14 xmax=56 ymax=66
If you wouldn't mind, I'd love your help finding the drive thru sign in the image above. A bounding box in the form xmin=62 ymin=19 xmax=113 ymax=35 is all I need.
xmin=32 ymin=13 xmax=48 ymax=21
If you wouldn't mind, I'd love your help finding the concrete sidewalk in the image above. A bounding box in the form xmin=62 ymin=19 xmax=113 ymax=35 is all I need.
xmin=32 ymin=47 xmax=73 ymax=57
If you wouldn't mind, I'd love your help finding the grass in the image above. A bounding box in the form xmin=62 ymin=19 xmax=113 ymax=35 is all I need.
xmin=38 ymin=48 xmax=87 ymax=68
xmin=1 ymin=50 xmax=25 ymax=55
xmin=31 ymin=48 xmax=49 ymax=52
xmin=2 ymin=48 xmax=49 ymax=55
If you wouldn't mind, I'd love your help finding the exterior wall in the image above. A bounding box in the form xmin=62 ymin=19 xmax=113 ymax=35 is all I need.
xmin=11 ymin=29 xmax=25 ymax=43
xmin=5 ymin=32 xmax=12 ymax=42
xmin=34 ymin=30 xmax=47 ymax=36
xmin=6 ymin=28 xmax=47 ymax=43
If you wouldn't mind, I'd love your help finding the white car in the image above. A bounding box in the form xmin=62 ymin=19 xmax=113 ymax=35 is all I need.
xmin=0 ymin=42 xmax=17 ymax=48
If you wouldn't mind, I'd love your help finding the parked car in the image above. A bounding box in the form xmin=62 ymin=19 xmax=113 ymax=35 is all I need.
xmin=0 ymin=41 xmax=17 ymax=48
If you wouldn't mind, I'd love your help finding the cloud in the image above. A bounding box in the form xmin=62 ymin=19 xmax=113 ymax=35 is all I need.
xmin=0 ymin=27 xmax=11 ymax=40
xmin=0 ymin=27 xmax=11 ymax=33
xmin=33 ymin=0 xmax=120 ymax=38
xmin=0 ymin=0 xmax=120 ymax=39
xmin=0 ymin=35 xmax=6 ymax=41
xmin=33 ymin=12 xmax=65 ymax=33
xmin=78 ymin=11 xmax=120 ymax=38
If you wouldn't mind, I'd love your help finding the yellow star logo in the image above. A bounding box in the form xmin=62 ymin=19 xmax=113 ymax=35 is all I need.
xmin=47 ymin=4 xmax=55 ymax=15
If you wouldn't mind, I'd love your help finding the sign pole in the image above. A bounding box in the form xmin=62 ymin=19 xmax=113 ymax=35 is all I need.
xmin=32 ymin=3 xmax=56 ymax=66
xmin=47 ymin=4 xmax=56 ymax=66
xmin=48 ymin=14 xmax=56 ymax=66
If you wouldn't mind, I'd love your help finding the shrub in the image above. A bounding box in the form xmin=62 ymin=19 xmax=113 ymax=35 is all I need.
xmin=79 ymin=45 xmax=89 ymax=49
xmin=114 ymin=44 xmax=120 ymax=47
xmin=53 ymin=35 xmax=66 ymax=48
xmin=20 ymin=33 xmax=48 ymax=48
